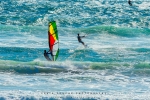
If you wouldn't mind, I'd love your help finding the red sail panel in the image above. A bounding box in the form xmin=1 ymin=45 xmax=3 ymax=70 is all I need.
xmin=49 ymin=32 xmax=55 ymax=51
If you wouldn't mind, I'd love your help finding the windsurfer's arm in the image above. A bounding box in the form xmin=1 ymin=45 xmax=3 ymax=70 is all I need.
xmin=47 ymin=51 xmax=52 ymax=54
xmin=47 ymin=51 xmax=53 ymax=57
xmin=82 ymin=34 xmax=88 ymax=38
xmin=44 ymin=51 xmax=52 ymax=61
xmin=81 ymin=35 xmax=85 ymax=38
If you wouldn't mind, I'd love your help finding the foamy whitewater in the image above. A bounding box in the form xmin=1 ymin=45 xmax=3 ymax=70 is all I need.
xmin=0 ymin=0 xmax=150 ymax=99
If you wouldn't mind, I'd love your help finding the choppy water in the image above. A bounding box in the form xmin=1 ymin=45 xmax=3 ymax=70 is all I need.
xmin=0 ymin=0 xmax=150 ymax=99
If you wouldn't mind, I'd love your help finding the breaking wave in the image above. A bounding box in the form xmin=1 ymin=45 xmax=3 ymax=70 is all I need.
xmin=0 ymin=60 xmax=150 ymax=76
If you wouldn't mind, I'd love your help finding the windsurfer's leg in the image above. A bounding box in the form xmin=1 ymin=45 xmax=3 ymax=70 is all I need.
xmin=82 ymin=42 xmax=85 ymax=46
xmin=81 ymin=41 xmax=85 ymax=45
xmin=44 ymin=50 xmax=47 ymax=53
xmin=128 ymin=0 xmax=132 ymax=6
xmin=79 ymin=41 xmax=86 ymax=47
xmin=46 ymin=53 xmax=52 ymax=61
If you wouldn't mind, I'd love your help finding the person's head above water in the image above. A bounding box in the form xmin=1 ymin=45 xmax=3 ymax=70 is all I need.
xmin=78 ymin=33 xmax=79 ymax=36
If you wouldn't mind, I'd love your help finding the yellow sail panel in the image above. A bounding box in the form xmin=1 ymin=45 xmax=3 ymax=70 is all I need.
xmin=49 ymin=24 xmax=57 ymax=40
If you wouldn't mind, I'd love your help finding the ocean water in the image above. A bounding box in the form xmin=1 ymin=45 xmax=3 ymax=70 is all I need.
xmin=0 ymin=0 xmax=150 ymax=99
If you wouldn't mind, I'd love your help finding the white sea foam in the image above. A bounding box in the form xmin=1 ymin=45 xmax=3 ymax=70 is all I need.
xmin=139 ymin=2 xmax=150 ymax=10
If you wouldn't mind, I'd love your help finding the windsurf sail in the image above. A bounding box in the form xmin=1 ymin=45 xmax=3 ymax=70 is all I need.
xmin=48 ymin=21 xmax=59 ymax=61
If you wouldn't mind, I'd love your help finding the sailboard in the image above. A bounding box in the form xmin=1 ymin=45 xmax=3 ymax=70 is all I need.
xmin=47 ymin=21 xmax=59 ymax=61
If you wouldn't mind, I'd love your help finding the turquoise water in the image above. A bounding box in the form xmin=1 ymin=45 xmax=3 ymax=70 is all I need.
xmin=0 ymin=0 xmax=150 ymax=99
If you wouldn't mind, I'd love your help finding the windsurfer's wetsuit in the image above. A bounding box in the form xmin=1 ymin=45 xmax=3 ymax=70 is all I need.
xmin=77 ymin=34 xmax=86 ymax=46
xmin=128 ymin=0 xmax=132 ymax=6
xmin=44 ymin=50 xmax=52 ymax=61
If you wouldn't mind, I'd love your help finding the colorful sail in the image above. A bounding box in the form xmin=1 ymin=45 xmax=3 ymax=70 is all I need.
xmin=48 ymin=21 xmax=59 ymax=61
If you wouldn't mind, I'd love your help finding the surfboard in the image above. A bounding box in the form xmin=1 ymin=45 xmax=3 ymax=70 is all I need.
xmin=48 ymin=21 xmax=59 ymax=61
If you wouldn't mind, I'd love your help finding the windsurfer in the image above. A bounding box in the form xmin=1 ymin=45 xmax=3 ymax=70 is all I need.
xmin=77 ymin=33 xmax=86 ymax=47
xmin=128 ymin=0 xmax=132 ymax=6
xmin=44 ymin=50 xmax=52 ymax=61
